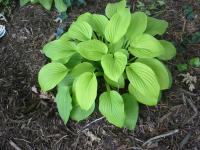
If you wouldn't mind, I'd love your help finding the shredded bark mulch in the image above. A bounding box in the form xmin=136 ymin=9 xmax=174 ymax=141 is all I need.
xmin=0 ymin=0 xmax=200 ymax=149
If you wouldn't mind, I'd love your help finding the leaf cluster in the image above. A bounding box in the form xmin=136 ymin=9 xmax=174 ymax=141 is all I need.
xmin=38 ymin=0 xmax=176 ymax=129
xmin=0 ymin=0 xmax=12 ymax=15
xmin=20 ymin=0 xmax=85 ymax=12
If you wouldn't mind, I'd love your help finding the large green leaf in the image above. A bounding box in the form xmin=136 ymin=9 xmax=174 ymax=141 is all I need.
xmin=117 ymin=49 xmax=129 ymax=58
xmin=126 ymin=12 xmax=147 ymax=41
xmin=77 ymin=13 xmax=109 ymax=36
xmin=71 ymin=62 xmax=95 ymax=77
xmin=105 ymin=8 xmax=131 ymax=43
xmin=56 ymin=85 xmax=72 ymax=124
xmin=158 ymin=40 xmax=176 ymax=60
xmin=38 ymin=63 xmax=68 ymax=91
xmin=53 ymin=57 xmax=71 ymax=64
xmin=31 ymin=0 xmax=39 ymax=3
xmin=123 ymin=93 xmax=139 ymax=130
xmin=136 ymin=58 xmax=172 ymax=90
xmin=66 ymin=21 xmax=92 ymax=41
xmin=145 ymin=17 xmax=168 ymax=36
xmin=55 ymin=0 xmax=68 ymax=12
xmin=105 ymin=0 xmax=126 ymax=18
xmin=90 ymin=14 xmax=109 ymax=35
xmin=20 ymin=0 xmax=30 ymax=6
xmin=101 ymin=52 xmax=127 ymax=82
xmin=108 ymin=38 xmax=124 ymax=53
xmin=99 ymin=91 xmax=125 ymax=127
xmin=77 ymin=39 xmax=108 ymax=61
xmin=70 ymin=101 xmax=95 ymax=122
xmin=59 ymin=74 xmax=74 ymax=87
xmin=38 ymin=0 xmax=53 ymax=10
xmin=43 ymin=39 xmax=77 ymax=61
xmin=104 ymin=75 xmax=125 ymax=88
xmin=77 ymin=12 xmax=92 ymax=22
xmin=66 ymin=53 xmax=82 ymax=69
xmin=129 ymin=34 xmax=164 ymax=58
xmin=126 ymin=62 xmax=160 ymax=106
xmin=74 ymin=72 xmax=97 ymax=110
xmin=128 ymin=84 xmax=161 ymax=106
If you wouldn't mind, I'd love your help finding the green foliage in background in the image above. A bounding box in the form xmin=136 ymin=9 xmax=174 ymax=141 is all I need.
xmin=20 ymin=0 xmax=85 ymax=12
xmin=38 ymin=0 xmax=176 ymax=129
xmin=183 ymin=5 xmax=195 ymax=21
xmin=136 ymin=0 xmax=166 ymax=15
xmin=0 ymin=0 xmax=12 ymax=15
xmin=0 ymin=0 xmax=9 ymax=5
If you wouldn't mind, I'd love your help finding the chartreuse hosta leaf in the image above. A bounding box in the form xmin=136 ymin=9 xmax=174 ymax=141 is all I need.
xmin=56 ymin=85 xmax=72 ymax=124
xmin=70 ymin=101 xmax=95 ymax=122
xmin=126 ymin=12 xmax=147 ymax=41
xmin=90 ymin=14 xmax=109 ymax=35
xmin=74 ymin=72 xmax=97 ymax=110
xmin=43 ymin=39 xmax=77 ymax=61
xmin=38 ymin=63 xmax=68 ymax=91
xmin=38 ymin=0 xmax=53 ymax=10
xmin=70 ymin=62 xmax=95 ymax=78
xmin=77 ymin=39 xmax=108 ymax=61
xmin=105 ymin=0 xmax=126 ymax=18
xmin=109 ymin=38 xmax=124 ymax=53
xmin=101 ymin=52 xmax=127 ymax=82
xmin=158 ymin=40 xmax=176 ymax=60
xmin=20 ymin=0 xmax=30 ymax=6
xmin=136 ymin=58 xmax=172 ymax=90
xmin=126 ymin=62 xmax=160 ymax=105
xmin=123 ymin=93 xmax=139 ymax=130
xmin=78 ymin=13 xmax=109 ymax=36
xmin=59 ymin=74 xmax=74 ymax=87
xmin=105 ymin=8 xmax=131 ymax=43
xmin=145 ymin=17 xmax=168 ymax=36
xmin=104 ymin=75 xmax=125 ymax=88
xmin=55 ymin=0 xmax=67 ymax=12
xmin=129 ymin=34 xmax=164 ymax=58
xmin=77 ymin=12 xmax=92 ymax=22
xmin=116 ymin=49 xmax=129 ymax=58
xmin=99 ymin=91 xmax=125 ymax=127
xmin=66 ymin=21 xmax=92 ymax=41
xmin=66 ymin=53 xmax=82 ymax=69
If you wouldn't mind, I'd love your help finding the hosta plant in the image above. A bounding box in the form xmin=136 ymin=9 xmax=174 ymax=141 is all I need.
xmin=20 ymin=0 xmax=85 ymax=12
xmin=38 ymin=0 xmax=176 ymax=129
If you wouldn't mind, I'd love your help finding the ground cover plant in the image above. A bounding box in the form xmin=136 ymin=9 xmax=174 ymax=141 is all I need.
xmin=0 ymin=0 xmax=12 ymax=15
xmin=38 ymin=0 xmax=176 ymax=129
xmin=20 ymin=0 xmax=85 ymax=12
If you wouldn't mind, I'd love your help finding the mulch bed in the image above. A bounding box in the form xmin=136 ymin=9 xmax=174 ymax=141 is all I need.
xmin=0 ymin=0 xmax=200 ymax=149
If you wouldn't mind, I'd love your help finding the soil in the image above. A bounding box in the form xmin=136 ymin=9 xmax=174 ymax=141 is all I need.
xmin=0 ymin=0 xmax=200 ymax=149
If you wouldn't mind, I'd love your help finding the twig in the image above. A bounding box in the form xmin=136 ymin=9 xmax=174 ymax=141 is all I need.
xmin=142 ymin=129 xmax=179 ymax=146
xmin=77 ymin=117 xmax=105 ymax=134
xmin=13 ymin=138 xmax=31 ymax=144
xmin=159 ymin=112 xmax=172 ymax=123
xmin=55 ymin=135 xmax=68 ymax=145
xmin=73 ymin=134 xmax=80 ymax=150
xmin=9 ymin=140 xmax=22 ymax=150
xmin=131 ymin=0 xmax=137 ymax=12
xmin=127 ymin=146 xmax=144 ymax=150
xmin=183 ymin=95 xmax=198 ymax=125
xmin=182 ymin=18 xmax=187 ymax=33
xmin=180 ymin=131 xmax=192 ymax=149
xmin=180 ymin=88 xmax=197 ymax=97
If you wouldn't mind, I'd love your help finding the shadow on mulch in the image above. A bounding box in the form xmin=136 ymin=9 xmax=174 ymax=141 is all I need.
xmin=0 ymin=0 xmax=200 ymax=149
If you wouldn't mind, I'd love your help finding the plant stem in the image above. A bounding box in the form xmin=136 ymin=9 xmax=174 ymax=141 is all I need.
xmin=129 ymin=57 xmax=136 ymax=63
xmin=105 ymin=83 xmax=111 ymax=91
xmin=95 ymin=72 xmax=103 ymax=77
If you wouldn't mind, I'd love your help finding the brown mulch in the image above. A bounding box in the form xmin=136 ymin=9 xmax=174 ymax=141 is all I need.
xmin=0 ymin=0 xmax=200 ymax=149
